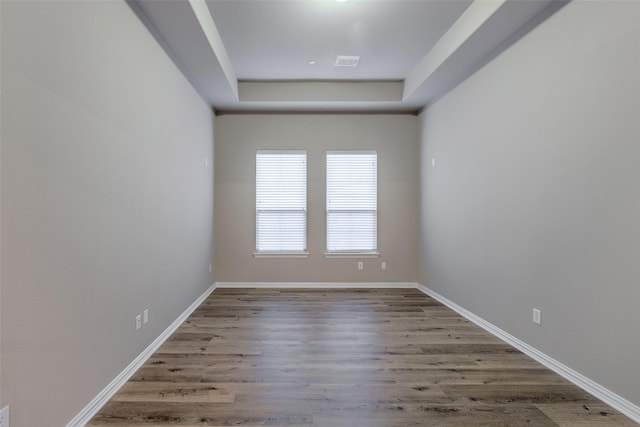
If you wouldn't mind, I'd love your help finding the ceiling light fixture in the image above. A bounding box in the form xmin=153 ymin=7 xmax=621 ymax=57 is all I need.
xmin=335 ymin=0 xmax=348 ymax=3
xmin=308 ymin=60 xmax=317 ymax=65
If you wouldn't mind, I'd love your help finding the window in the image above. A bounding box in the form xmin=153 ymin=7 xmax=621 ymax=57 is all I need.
xmin=255 ymin=150 xmax=307 ymax=256
xmin=326 ymin=150 xmax=378 ymax=254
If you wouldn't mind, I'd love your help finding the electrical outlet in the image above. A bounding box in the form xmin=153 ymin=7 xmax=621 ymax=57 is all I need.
xmin=0 ymin=405 xmax=10 ymax=427
xmin=143 ymin=309 xmax=149 ymax=325
xmin=381 ymin=261 xmax=386 ymax=270
xmin=135 ymin=314 xmax=142 ymax=330
xmin=357 ymin=261 xmax=364 ymax=270
xmin=533 ymin=308 xmax=541 ymax=325
xmin=209 ymin=263 xmax=212 ymax=273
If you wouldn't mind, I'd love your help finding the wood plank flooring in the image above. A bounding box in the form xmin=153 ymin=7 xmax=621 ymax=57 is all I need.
xmin=88 ymin=288 xmax=636 ymax=426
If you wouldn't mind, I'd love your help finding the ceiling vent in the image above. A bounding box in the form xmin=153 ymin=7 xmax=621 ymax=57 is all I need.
xmin=335 ymin=55 xmax=360 ymax=67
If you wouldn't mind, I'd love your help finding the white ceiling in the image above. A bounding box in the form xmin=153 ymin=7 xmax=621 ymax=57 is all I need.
xmin=208 ymin=0 xmax=473 ymax=80
xmin=129 ymin=0 xmax=567 ymax=114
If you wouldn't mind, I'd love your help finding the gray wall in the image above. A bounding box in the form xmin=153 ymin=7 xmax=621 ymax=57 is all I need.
xmin=419 ymin=0 xmax=640 ymax=407
xmin=0 ymin=1 xmax=214 ymax=426
xmin=215 ymin=114 xmax=418 ymax=283
xmin=0 ymin=0 xmax=3 ymax=409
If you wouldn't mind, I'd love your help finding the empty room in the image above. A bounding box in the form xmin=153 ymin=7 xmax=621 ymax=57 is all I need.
xmin=1 ymin=0 xmax=639 ymax=426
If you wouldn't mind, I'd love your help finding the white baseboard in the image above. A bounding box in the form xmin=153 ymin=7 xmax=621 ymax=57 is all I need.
xmin=415 ymin=284 xmax=640 ymax=424
xmin=66 ymin=284 xmax=216 ymax=427
xmin=214 ymin=281 xmax=417 ymax=289
xmin=68 ymin=281 xmax=640 ymax=426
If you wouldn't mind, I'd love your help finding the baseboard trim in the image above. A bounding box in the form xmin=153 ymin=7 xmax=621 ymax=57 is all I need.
xmin=214 ymin=281 xmax=418 ymax=289
xmin=66 ymin=284 xmax=217 ymax=427
xmin=68 ymin=282 xmax=639 ymax=425
xmin=416 ymin=284 xmax=640 ymax=424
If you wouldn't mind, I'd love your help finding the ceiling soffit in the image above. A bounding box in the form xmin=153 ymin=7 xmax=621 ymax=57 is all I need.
xmin=129 ymin=0 xmax=567 ymax=113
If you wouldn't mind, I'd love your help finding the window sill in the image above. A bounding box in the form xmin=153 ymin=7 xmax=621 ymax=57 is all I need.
xmin=254 ymin=252 xmax=309 ymax=259
xmin=324 ymin=252 xmax=380 ymax=259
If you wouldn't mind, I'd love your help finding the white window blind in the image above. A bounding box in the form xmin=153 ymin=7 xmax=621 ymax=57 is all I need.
xmin=256 ymin=150 xmax=307 ymax=253
xmin=326 ymin=151 xmax=377 ymax=253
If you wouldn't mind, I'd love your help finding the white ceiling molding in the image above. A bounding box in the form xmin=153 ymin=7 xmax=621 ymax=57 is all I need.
xmin=404 ymin=0 xmax=568 ymax=110
xmin=128 ymin=0 xmax=567 ymax=113
xmin=403 ymin=0 xmax=505 ymax=100
xmin=239 ymin=81 xmax=403 ymax=103
xmin=188 ymin=0 xmax=238 ymax=101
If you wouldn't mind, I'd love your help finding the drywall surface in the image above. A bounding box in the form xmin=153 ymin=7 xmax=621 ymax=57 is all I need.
xmin=419 ymin=0 xmax=640 ymax=407
xmin=0 ymin=0 xmax=3 ymax=409
xmin=0 ymin=1 xmax=214 ymax=425
xmin=215 ymin=114 xmax=418 ymax=282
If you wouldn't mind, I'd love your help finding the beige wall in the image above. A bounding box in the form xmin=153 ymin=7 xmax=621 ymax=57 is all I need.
xmin=0 ymin=1 xmax=214 ymax=425
xmin=215 ymin=114 xmax=418 ymax=283
xmin=419 ymin=0 xmax=640 ymax=408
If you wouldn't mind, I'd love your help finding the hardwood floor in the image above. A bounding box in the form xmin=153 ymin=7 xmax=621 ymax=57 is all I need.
xmin=88 ymin=288 xmax=636 ymax=426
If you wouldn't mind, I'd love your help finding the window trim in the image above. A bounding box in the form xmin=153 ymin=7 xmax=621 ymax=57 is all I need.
xmin=325 ymin=150 xmax=379 ymax=256
xmin=254 ymin=251 xmax=309 ymax=258
xmin=323 ymin=252 xmax=380 ymax=259
xmin=255 ymin=149 xmax=308 ymax=257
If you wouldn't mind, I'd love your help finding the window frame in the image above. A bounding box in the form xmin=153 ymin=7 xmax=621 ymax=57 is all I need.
xmin=254 ymin=149 xmax=308 ymax=258
xmin=325 ymin=150 xmax=380 ymax=258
